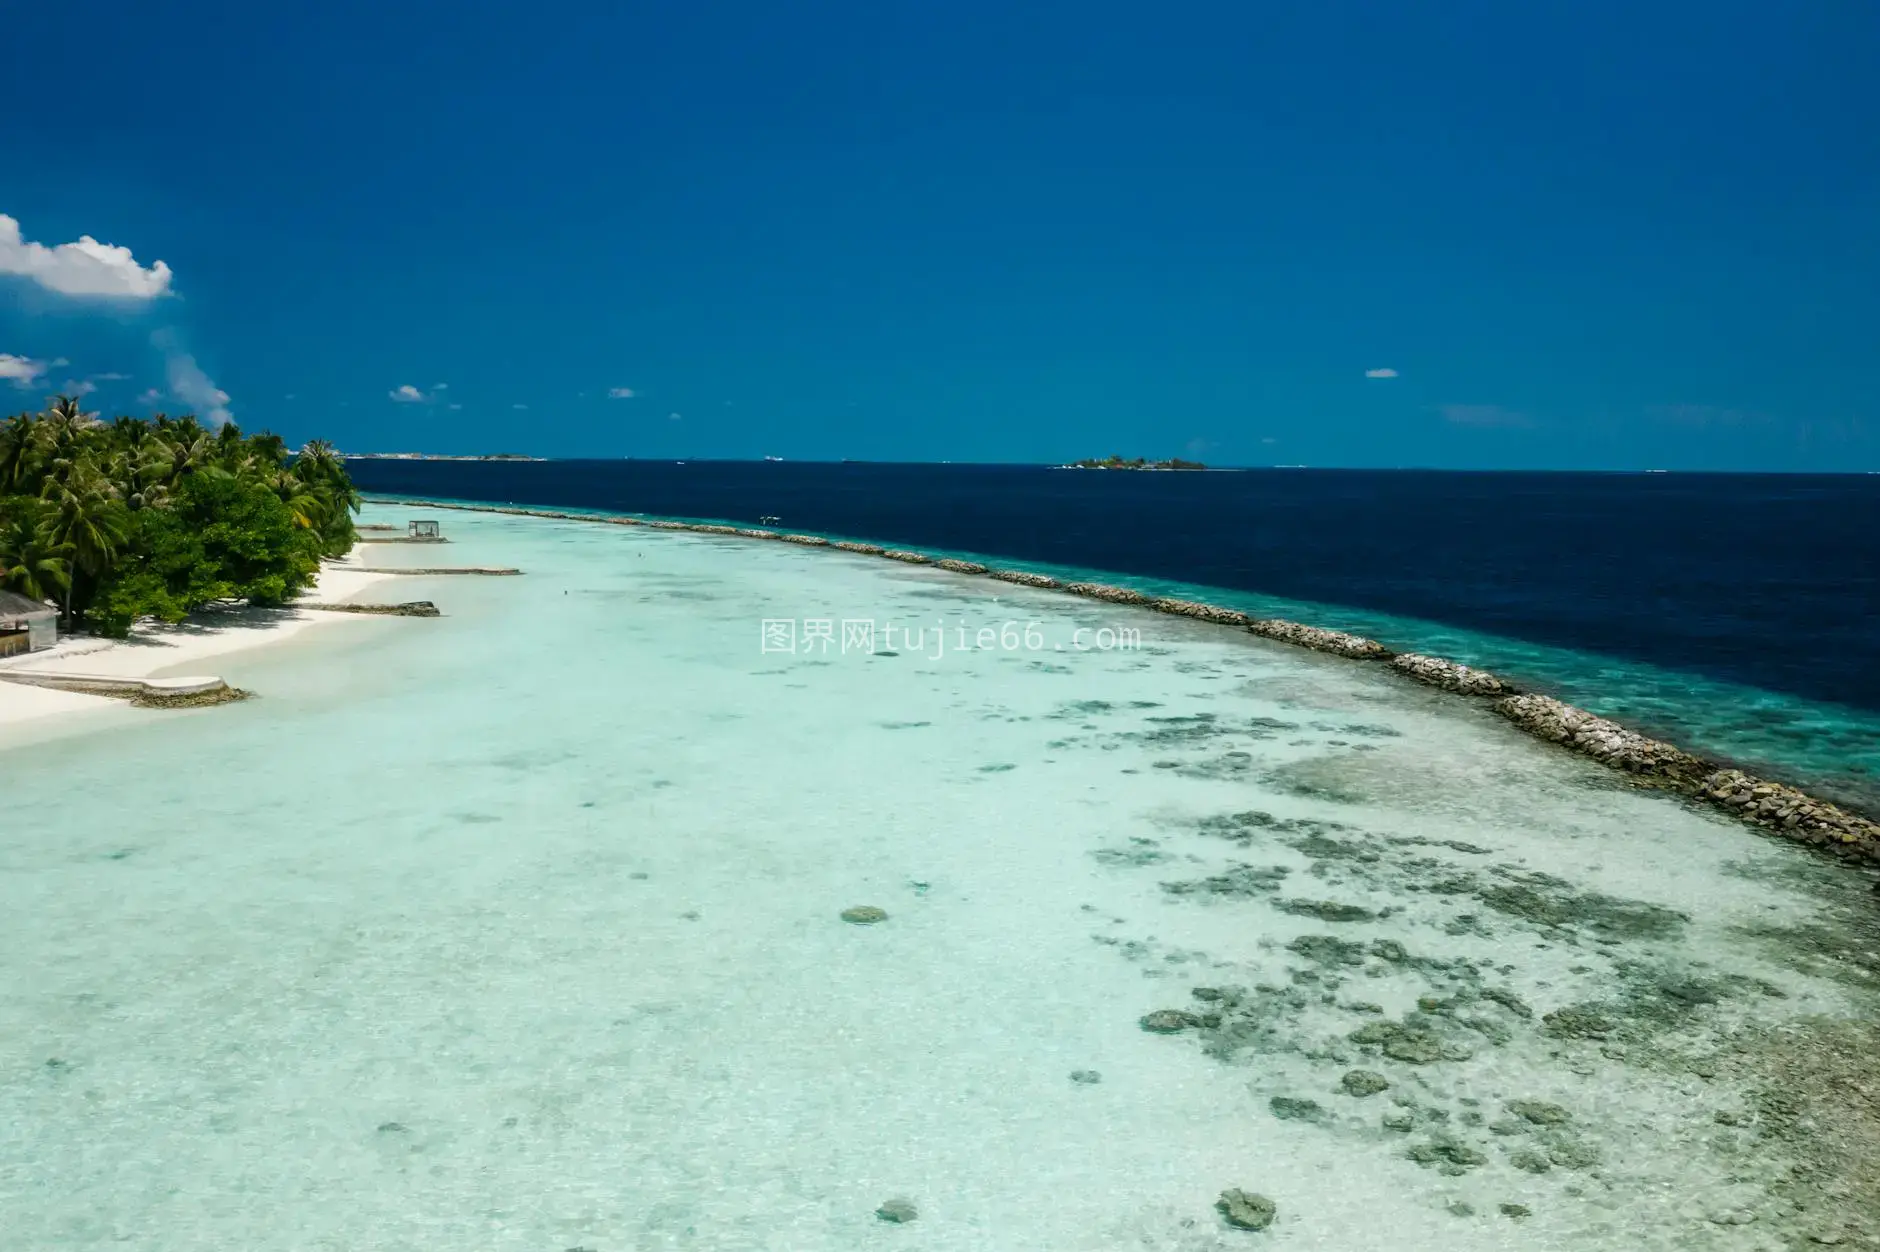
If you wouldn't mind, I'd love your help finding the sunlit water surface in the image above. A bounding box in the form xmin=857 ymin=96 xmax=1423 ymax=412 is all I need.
xmin=2 ymin=507 xmax=1875 ymax=1251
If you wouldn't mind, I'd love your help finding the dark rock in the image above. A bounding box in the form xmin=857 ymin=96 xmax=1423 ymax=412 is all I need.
xmin=1275 ymin=899 xmax=1377 ymax=923
xmin=1070 ymin=1070 xmax=1102 ymax=1085
xmin=1500 ymin=1204 xmax=1532 ymax=1219
xmin=1405 ymin=1140 xmax=1488 ymax=1170
xmin=1541 ymin=1006 xmax=1615 ymax=1039
xmin=840 ymin=905 xmax=888 ymax=924
xmin=1215 ymin=1189 xmax=1277 ymax=1231
xmin=1268 ymin=1096 xmax=1325 ymax=1122
xmin=1506 ymin=1100 xmax=1571 ymax=1126
xmin=1340 ymin=1069 xmax=1390 ymax=1097
xmin=876 ymin=1198 xmax=919 ymax=1223
xmin=1140 ymin=1009 xmax=1202 ymax=1034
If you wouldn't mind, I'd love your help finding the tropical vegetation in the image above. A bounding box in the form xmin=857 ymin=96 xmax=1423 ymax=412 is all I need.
xmin=0 ymin=395 xmax=358 ymax=638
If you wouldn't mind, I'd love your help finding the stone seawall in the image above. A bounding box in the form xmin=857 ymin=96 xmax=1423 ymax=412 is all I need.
xmin=360 ymin=496 xmax=1880 ymax=870
xmin=1390 ymin=653 xmax=1515 ymax=697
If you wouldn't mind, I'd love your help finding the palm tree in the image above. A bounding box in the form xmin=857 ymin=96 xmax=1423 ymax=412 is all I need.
xmin=0 ymin=412 xmax=36 ymax=493
xmin=153 ymin=420 xmax=213 ymax=485
xmin=39 ymin=463 xmax=129 ymax=627
xmin=0 ymin=504 xmax=70 ymax=603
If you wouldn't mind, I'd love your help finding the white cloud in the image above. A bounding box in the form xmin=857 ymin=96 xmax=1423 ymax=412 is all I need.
xmin=668 ymin=412 xmax=682 ymax=421
xmin=1364 ymin=368 xmax=1399 ymax=379
xmin=512 ymin=403 xmax=529 ymax=410
xmin=447 ymin=403 xmax=463 ymax=410
xmin=94 ymin=371 xmax=131 ymax=381
xmin=0 ymin=353 xmax=49 ymax=388
xmin=0 ymin=213 xmax=173 ymax=299
xmin=390 ymin=384 xmax=439 ymax=403
xmin=138 ymin=388 xmax=163 ymax=405
xmin=608 ymin=387 xmax=636 ymax=399
xmin=62 ymin=379 xmax=98 ymax=397
xmin=165 ymin=351 xmax=233 ymax=426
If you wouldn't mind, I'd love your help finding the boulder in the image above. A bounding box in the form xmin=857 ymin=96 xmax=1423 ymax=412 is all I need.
xmin=1215 ymin=1189 xmax=1277 ymax=1231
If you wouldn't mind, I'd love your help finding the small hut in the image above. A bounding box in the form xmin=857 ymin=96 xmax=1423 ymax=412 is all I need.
xmin=409 ymin=519 xmax=441 ymax=539
xmin=0 ymin=590 xmax=57 ymax=658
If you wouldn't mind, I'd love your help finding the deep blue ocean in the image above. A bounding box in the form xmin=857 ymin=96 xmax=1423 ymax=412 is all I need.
xmin=346 ymin=460 xmax=1880 ymax=812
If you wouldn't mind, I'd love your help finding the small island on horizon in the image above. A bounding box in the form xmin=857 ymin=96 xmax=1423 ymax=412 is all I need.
xmin=1058 ymin=455 xmax=1208 ymax=471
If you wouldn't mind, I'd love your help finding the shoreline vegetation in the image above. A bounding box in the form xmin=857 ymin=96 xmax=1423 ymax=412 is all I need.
xmin=1 ymin=396 xmax=362 ymax=637
xmin=365 ymin=495 xmax=1880 ymax=871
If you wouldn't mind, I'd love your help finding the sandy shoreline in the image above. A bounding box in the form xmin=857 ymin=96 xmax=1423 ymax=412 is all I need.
xmin=0 ymin=558 xmax=396 ymax=732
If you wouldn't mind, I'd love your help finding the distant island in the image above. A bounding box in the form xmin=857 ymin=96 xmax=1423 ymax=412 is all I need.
xmin=338 ymin=452 xmax=545 ymax=462
xmin=1059 ymin=455 xmax=1208 ymax=471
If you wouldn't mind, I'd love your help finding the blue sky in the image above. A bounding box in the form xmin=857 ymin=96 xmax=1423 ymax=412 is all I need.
xmin=2 ymin=1 xmax=1875 ymax=469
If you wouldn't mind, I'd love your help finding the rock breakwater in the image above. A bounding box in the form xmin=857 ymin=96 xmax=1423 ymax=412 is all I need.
xmin=1695 ymin=770 xmax=1880 ymax=861
xmin=1493 ymin=694 xmax=1710 ymax=783
xmin=1247 ymin=618 xmax=1394 ymax=660
xmin=1152 ymin=597 xmax=1250 ymax=626
xmin=1064 ymin=581 xmax=1154 ymax=606
xmin=988 ymin=569 xmax=1060 ymax=589
xmin=1391 ymin=653 xmax=1516 ymax=696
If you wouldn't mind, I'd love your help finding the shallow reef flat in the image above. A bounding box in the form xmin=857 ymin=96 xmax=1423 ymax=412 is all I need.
xmin=0 ymin=505 xmax=1874 ymax=1251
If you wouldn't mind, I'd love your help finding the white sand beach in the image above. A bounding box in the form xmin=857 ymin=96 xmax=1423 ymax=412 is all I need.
xmin=0 ymin=558 xmax=396 ymax=731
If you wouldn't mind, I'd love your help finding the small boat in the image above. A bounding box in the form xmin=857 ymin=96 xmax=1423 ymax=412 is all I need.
xmin=764 ymin=455 xmax=783 ymax=462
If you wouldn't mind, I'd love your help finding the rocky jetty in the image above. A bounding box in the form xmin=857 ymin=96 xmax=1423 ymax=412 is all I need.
xmin=1391 ymin=653 xmax=1515 ymax=696
xmin=1153 ymin=597 xmax=1250 ymax=626
xmin=779 ymin=534 xmax=829 ymax=545
xmin=647 ymin=520 xmax=690 ymax=530
xmin=353 ymin=566 xmax=520 ymax=575
xmin=689 ymin=524 xmax=739 ymax=535
xmin=1064 ymin=581 xmax=1154 ymax=606
xmin=833 ymin=541 xmax=885 ymax=555
xmin=1494 ymin=694 xmax=1709 ymax=783
xmin=130 ymin=685 xmax=252 ymax=710
xmin=1247 ymin=618 xmax=1393 ymax=660
xmin=987 ymin=569 xmax=1060 ymax=589
xmin=934 ymin=558 xmax=988 ymax=574
xmin=302 ymin=601 xmax=441 ymax=617
xmin=1695 ymin=770 xmax=1880 ymax=861
xmin=881 ymin=549 xmax=931 ymax=564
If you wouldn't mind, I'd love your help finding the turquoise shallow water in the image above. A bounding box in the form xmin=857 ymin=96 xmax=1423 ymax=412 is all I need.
xmin=2 ymin=506 xmax=1877 ymax=1251
xmin=376 ymin=495 xmax=1880 ymax=817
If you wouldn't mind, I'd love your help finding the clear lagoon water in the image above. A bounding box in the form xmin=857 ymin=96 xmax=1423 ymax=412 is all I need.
xmin=2 ymin=506 xmax=1876 ymax=1250
xmin=344 ymin=461 xmax=1880 ymax=816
